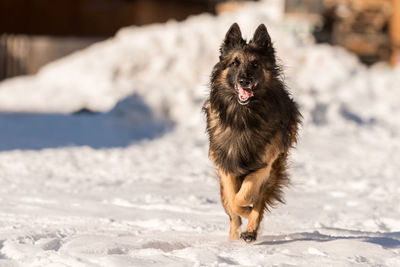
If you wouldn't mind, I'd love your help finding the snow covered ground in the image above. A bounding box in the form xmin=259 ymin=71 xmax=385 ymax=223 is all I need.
xmin=1 ymin=1 xmax=400 ymax=266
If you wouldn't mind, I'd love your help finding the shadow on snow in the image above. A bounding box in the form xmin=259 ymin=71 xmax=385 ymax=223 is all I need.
xmin=0 ymin=94 xmax=173 ymax=151
xmin=256 ymin=228 xmax=400 ymax=249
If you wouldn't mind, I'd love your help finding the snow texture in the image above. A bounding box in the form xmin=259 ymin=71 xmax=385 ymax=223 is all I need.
xmin=0 ymin=1 xmax=400 ymax=266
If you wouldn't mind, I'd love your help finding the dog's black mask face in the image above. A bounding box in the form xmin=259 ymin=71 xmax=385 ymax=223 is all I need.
xmin=218 ymin=23 xmax=276 ymax=105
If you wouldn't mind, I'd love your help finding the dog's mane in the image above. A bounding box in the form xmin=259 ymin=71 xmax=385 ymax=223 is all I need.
xmin=204 ymin=61 xmax=300 ymax=177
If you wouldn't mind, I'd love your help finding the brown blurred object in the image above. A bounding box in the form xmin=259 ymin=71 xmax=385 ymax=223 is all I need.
xmin=0 ymin=0 xmax=216 ymax=37
xmin=0 ymin=35 xmax=102 ymax=78
xmin=328 ymin=0 xmax=392 ymax=64
xmin=290 ymin=0 xmax=398 ymax=65
xmin=216 ymin=1 xmax=247 ymax=14
xmin=0 ymin=0 xmax=215 ymax=80
xmin=390 ymin=0 xmax=400 ymax=66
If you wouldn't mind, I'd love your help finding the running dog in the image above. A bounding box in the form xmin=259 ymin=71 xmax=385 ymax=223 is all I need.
xmin=203 ymin=23 xmax=301 ymax=243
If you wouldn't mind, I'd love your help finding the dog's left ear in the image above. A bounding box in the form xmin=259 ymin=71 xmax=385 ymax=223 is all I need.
xmin=251 ymin=24 xmax=272 ymax=49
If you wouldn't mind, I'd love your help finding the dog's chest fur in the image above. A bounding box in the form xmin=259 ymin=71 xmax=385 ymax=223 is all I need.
xmin=205 ymin=101 xmax=282 ymax=177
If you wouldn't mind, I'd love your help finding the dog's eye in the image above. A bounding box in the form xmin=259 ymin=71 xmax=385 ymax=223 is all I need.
xmin=231 ymin=59 xmax=240 ymax=67
xmin=252 ymin=61 xmax=259 ymax=68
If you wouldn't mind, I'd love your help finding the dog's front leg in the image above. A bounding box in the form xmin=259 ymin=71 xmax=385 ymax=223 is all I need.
xmin=218 ymin=169 xmax=250 ymax=239
xmin=231 ymin=165 xmax=272 ymax=243
xmin=234 ymin=141 xmax=282 ymax=210
xmin=232 ymin=165 xmax=271 ymax=212
xmin=234 ymin=147 xmax=281 ymax=242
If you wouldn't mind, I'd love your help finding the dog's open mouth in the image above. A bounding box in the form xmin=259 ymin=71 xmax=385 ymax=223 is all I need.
xmin=235 ymin=84 xmax=255 ymax=105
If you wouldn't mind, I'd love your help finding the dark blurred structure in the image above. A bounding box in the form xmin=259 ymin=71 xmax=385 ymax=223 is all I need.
xmin=0 ymin=0 xmax=257 ymax=80
xmin=286 ymin=0 xmax=400 ymax=66
xmin=0 ymin=0 xmax=219 ymax=37
xmin=284 ymin=0 xmax=324 ymax=34
xmin=0 ymin=35 xmax=101 ymax=81
xmin=285 ymin=0 xmax=324 ymax=14
xmin=318 ymin=0 xmax=392 ymax=65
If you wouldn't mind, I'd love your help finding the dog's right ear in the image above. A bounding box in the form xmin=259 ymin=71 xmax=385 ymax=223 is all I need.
xmin=220 ymin=23 xmax=244 ymax=58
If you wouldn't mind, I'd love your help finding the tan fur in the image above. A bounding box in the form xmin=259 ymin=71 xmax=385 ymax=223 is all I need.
xmin=217 ymin=169 xmax=243 ymax=239
xmin=262 ymin=69 xmax=272 ymax=83
xmin=209 ymin=121 xmax=289 ymax=237
xmin=214 ymin=68 xmax=229 ymax=89
xmin=234 ymin=143 xmax=281 ymax=233
xmin=233 ymin=135 xmax=282 ymax=208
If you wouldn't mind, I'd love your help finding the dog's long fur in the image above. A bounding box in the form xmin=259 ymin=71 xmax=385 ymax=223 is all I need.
xmin=203 ymin=23 xmax=301 ymax=242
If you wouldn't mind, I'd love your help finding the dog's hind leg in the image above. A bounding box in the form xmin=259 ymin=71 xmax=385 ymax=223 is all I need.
xmin=218 ymin=169 xmax=247 ymax=239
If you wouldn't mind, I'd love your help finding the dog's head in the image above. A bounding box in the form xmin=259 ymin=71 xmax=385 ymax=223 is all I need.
xmin=212 ymin=23 xmax=277 ymax=106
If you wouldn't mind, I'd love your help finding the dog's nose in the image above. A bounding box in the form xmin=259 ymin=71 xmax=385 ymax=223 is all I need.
xmin=238 ymin=78 xmax=252 ymax=87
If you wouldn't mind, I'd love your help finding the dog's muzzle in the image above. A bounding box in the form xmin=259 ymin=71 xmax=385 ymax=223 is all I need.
xmin=235 ymin=83 xmax=256 ymax=105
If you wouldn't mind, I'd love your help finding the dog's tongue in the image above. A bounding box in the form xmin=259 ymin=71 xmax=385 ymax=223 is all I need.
xmin=239 ymin=87 xmax=254 ymax=101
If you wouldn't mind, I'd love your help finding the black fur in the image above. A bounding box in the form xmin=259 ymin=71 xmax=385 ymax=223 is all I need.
xmin=204 ymin=23 xmax=301 ymax=178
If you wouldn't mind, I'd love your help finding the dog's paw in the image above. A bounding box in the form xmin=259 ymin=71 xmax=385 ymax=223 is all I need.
xmin=240 ymin=231 xmax=257 ymax=243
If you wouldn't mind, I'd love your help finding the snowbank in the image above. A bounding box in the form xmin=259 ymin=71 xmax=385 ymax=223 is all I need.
xmin=0 ymin=2 xmax=398 ymax=132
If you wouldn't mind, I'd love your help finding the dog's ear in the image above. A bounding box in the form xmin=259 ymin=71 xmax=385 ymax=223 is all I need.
xmin=251 ymin=24 xmax=271 ymax=50
xmin=220 ymin=23 xmax=244 ymax=57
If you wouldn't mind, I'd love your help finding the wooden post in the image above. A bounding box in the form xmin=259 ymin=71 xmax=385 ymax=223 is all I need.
xmin=390 ymin=0 xmax=400 ymax=66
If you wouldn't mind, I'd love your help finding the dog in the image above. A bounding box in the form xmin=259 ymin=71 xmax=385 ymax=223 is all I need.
xmin=203 ymin=23 xmax=301 ymax=243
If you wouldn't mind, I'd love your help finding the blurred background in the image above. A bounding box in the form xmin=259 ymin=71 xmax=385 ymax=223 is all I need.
xmin=0 ymin=0 xmax=399 ymax=81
